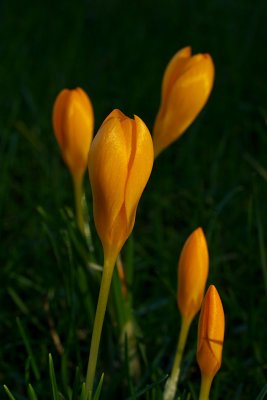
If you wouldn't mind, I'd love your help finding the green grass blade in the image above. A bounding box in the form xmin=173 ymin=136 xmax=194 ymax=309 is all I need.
xmin=79 ymin=383 xmax=88 ymax=400
xmin=125 ymin=375 xmax=168 ymax=399
xmin=3 ymin=385 xmax=16 ymax=400
xmin=16 ymin=317 xmax=40 ymax=381
xmin=256 ymin=384 xmax=267 ymax=400
xmin=92 ymin=373 xmax=104 ymax=400
xmin=7 ymin=287 xmax=29 ymax=314
xmin=71 ymin=366 xmax=80 ymax=400
xmin=244 ymin=153 xmax=267 ymax=182
xmin=28 ymin=383 xmax=38 ymax=400
xmin=49 ymin=353 xmax=60 ymax=400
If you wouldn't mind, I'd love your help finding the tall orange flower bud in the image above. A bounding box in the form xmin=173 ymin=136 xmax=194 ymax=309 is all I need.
xmin=197 ymin=285 xmax=225 ymax=400
xmin=89 ymin=109 xmax=154 ymax=261
xmin=178 ymin=227 xmax=209 ymax=324
xmin=153 ymin=46 xmax=214 ymax=157
xmin=53 ymin=87 xmax=94 ymax=179
xmin=86 ymin=109 xmax=154 ymax=395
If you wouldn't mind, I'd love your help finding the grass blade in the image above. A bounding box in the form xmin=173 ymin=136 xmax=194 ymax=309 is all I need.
xmin=256 ymin=384 xmax=267 ymax=400
xmin=125 ymin=375 xmax=168 ymax=399
xmin=93 ymin=373 xmax=104 ymax=400
xmin=79 ymin=383 xmax=88 ymax=400
xmin=49 ymin=353 xmax=60 ymax=400
xmin=28 ymin=383 xmax=38 ymax=400
xmin=3 ymin=385 xmax=16 ymax=400
xmin=16 ymin=317 xmax=40 ymax=381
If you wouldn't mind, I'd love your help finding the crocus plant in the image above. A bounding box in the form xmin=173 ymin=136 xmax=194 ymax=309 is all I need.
xmin=153 ymin=46 xmax=214 ymax=157
xmin=197 ymin=285 xmax=225 ymax=400
xmin=53 ymin=87 xmax=94 ymax=234
xmin=86 ymin=109 xmax=154 ymax=395
xmin=164 ymin=227 xmax=209 ymax=400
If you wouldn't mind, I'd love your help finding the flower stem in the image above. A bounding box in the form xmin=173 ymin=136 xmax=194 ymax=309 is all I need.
xmin=163 ymin=316 xmax=192 ymax=400
xmin=73 ymin=174 xmax=94 ymax=253
xmin=85 ymin=254 xmax=116 ymax=397
xmin=73 ymin=174 xmax=85 ymax=235
xmin=199 ymin=374 xmax=212 ymax=400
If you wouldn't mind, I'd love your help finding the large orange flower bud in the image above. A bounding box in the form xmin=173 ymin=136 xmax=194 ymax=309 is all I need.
xmin=53 ymin=87 xmax=94 ymax=179
xmin=88 ymin=109 xmax=154 ymax=261
xmin=153 ymin=47 xmax=214 ymax=157
xmin=178 ymin=227 xmax=209 ymax=324
xmin=197 ymin=285 xmax=225 ymax=380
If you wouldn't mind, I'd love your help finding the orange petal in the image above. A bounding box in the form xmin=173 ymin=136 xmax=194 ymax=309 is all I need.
xmin=63 ymin=89 xmax=94 ymax=176
xmin=52 ymin=89 xmax=70 ymax=149
xmin=161 ymin=46 xmax=192 ymax=105
xmin=153 ymin=51 xmax=215 ymax=157
xmin=124 ymin=115 xmax=154 ymax=228
xmin=178 ymin=227 xmax=209 ymax=321
xmin=197 ymin=285 xmax=225 ymax=379
xmin=89 ymin=116 xmax=129 ymax=248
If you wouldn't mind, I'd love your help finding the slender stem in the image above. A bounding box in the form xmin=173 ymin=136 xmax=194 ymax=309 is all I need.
xmin=163 ymin=316 xmax=192 ymax=400
xmin=73 ymin=174 xmax=85 ymax=235
xmin=85 ymin=254 xmax=117 ymax=397
xmin=199 ymin=374 xmax=212 ymax=400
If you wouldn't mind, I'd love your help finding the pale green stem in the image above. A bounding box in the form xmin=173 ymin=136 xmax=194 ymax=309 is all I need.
xmin=199 ymin=374 xmax=212 ymax=400
xmin=163 ymin=316 xmax=192 ymax=400
xmin=85 ymin=254 xmax=117 ymax=397
xmin=73 ymin=174 xmax=85 ymax=235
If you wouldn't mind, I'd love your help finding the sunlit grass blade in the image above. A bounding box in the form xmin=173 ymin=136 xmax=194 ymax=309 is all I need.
xmin=27 ymin=383 xmax=39 ymax=400
xmin=3 ymin=385 xmax=16 ymax=400
xmin=16 ymin=317 xmax=40 ymax=381
xmin=49 ymin=353 xmax=60 ymax=400
xmin=80 ymin=383 xmax=88 ymax=400
xmin=92 ymin=373 xmax=104 ymax=400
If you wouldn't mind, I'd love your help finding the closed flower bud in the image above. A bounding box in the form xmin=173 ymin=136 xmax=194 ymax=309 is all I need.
xmin=153 ymin=47 xmax=215 ymax=157
xmin=197 ymin=285 xmax=225 ymax=380
xmin=53 ymin=87 xmax=94 ymax=179
xmin=178 ymin=227 xmax=209 ymax=323
xmin=88 ymin=109 xmax=154 ymax=260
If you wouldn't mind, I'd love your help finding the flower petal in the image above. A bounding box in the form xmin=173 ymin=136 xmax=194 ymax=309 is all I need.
xmin=124 ymin=115 xmax=154 ymax=229
xmin=89 ymin=117 xmax=129 ymax=246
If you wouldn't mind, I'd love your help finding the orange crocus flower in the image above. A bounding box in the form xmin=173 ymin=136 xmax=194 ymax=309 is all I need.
xmin=86 ymin=109 xmax=154 ymax=395
xmin=197 ymin=285 xmax=225 ymax=400
xmin=88 ymin=109 xmax=154 ymax=261
xmin=53 ymin=87 xmax=94 ymax=180
xmin=178 ymin=227 xmax=209 ymax=324
xmin=153 ymin=47 xmax=214 ymax=157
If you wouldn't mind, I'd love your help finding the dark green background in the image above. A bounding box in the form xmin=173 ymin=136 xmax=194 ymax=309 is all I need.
xmin=1 ymin=0 xmax=267 ymax=399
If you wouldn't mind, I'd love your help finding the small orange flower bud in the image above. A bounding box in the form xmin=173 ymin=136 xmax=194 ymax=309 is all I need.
xmin=153 ymin=46 xmax=215 ymax=157
xmin=88 ymin=109 xmax=154 ymax=260
xmin=53 ymin=87 xmax=94 ymax=179
xmin=178 ymin=227 xmax=209 ymax=323
xmin=197 ymin=285 xmax=225 ymax=380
